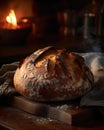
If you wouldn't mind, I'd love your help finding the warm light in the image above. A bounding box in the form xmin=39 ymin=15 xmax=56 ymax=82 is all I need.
xmin=22 ymin=18 xmax=28 ymax=23
xmin=6 ymin=9 xmax=17 ymax=27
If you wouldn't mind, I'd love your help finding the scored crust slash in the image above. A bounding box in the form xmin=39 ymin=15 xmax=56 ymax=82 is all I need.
xmin=8 ymin=96 xmax=95 ymax=125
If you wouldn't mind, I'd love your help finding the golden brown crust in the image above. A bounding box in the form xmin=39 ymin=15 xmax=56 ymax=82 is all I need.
xmin=13 ymin=46 xmax=94 ymax=101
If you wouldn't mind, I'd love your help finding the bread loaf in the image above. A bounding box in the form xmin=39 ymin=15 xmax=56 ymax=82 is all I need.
xmin=13 ymin=46 xmax=94 ymax=101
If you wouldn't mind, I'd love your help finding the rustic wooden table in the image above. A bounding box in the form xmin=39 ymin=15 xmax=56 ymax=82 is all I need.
xmin=0 ymin=96 xmax=104 ymax=130
xmin=0 ymin=105 xmax=104 ymax=130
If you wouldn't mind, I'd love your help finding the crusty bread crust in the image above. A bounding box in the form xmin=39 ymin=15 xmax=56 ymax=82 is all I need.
xmin=13 ymin=46 xmax=94 ymax=101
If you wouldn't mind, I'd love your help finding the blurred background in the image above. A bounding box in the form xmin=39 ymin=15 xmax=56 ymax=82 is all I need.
xmin=0 ymin=0 xmax=104 ymax=66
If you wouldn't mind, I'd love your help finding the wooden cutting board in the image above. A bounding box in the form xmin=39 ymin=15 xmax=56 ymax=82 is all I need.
xmin=7 ymin=96 xmax=96 ymax=125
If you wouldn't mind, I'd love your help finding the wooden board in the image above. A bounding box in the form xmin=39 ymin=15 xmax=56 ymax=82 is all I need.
xmin=0 ymin=96 xmax=103 ymax=130
xmin=8 ymin=96 xmax=96 ymax=125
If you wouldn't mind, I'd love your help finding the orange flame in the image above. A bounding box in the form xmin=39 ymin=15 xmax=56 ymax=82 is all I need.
xmin=6 ymin=9 xmax=17 ymax=27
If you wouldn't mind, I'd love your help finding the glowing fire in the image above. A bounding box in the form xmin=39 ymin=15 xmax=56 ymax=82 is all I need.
xmin=6 ymin=9 xmax=17 ymax=28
